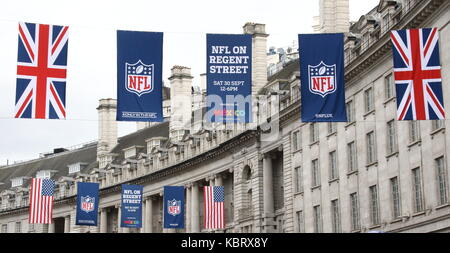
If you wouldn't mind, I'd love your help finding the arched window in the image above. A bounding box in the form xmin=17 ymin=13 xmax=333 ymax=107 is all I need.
xmin=242 ymin=165 xmax=252 ymax=181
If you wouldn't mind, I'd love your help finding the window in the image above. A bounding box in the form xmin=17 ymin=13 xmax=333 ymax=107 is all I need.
xmin=382 ymin=14 xmax=390 ymax=33
xmin=435 ymin=157 xmax=448 ymax=205
xmin=412 ymin=167 xmax=424 ymax=213
xmin=364 ymin=87 xmax=374 ymax=113
xmin=329 ymin=151 xmax=338 ymax=180
xmin=293 ymin=130 xmax=302 ymax=151
xmin=432 ymin=120 xmax=444 ymax=131
xmin=15 ymin=221 xmax=21 ymax=233
xmin=294 ymin=166 xmax=303 ymax=193
xmin=313 ymin=205 xmax=322 ymax=233
xmin=362 ymin=32 xmax=369 ymax=50
xmin=328 ymin=122 xmax=337 ymax=135
xmin=346 ymin=100 xmax=355 ymax=123
xmin=409 ymin=121 xmax=420 ymax=143
xmin=347 ymin=141 xmax=357 ymax=172
xmin=11 ymin=177 xmax=24 ymax=188
xmin=386 ymin=120 xmax=398 ymax=154
xmin=331 ymin=199 xmax=341 ymax=233
xmin=312 ymin=159 xmax=320 ymax=188
xmin=310 ymin=123 xmax=318 ymax=143
xmin=384 ymin=73 xmax=394 ymax=99
xmin=296 ymin=211 xmax=305 ymax=233
xmin=28 ymin=223 xmax=34 ymax=232
xmin=369 ymin=185 xmax=380 ymax=226
xmin=36 ymin=170 xmax=51 ymax=179
xmin=366 ymin=131 xmax=377 ymax=164
xmin=390 ymin=177 xmax=401 ymax=219
xmin=1 ymin=224 xmax=7 ymax=233
xmin=350 ymin=192 xmax=360 ymax=231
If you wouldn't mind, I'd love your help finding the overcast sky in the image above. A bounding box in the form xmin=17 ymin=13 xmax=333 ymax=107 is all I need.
xmin=0 ymin=0 xmax=379 ymax=165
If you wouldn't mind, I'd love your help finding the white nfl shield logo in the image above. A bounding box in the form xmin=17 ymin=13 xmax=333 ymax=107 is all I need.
xmin=168 ymin=199 xmax=181 ymax=216
xmin=81 ymin=196 xmax=95 ymax=213
xmin=308 ymin=61 xmax=337 ymax=97
xmin=125 ymin=60 xmax=154 ymax=97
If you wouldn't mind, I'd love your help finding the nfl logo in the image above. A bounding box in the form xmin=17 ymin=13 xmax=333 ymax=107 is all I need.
xmin=167 ymin=199 xmax=181 ymax=216
xmin=125 ymin=60 xmax=154 ymax=97
xmin=81 ymin=196 xmax=95 ymax=213
xmin=308 ymin=61 xmax=337 ymax=97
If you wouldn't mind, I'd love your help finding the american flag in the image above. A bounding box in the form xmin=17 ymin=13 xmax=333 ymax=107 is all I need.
xmin=391 ymin=28 xmax=445 ymax=120
xmin=15 ymin=22 xmax=69 ymax=119
xmin=29 ymin=178 xmax=55 ymax=224
xmin=204 ymin=186 xmax=225 ymax=230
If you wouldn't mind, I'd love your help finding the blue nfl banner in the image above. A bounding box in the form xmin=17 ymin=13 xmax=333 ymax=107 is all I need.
xmin=163 ymin=186 xmax=184 ymax=229
xmin=298 ymin=33 xmax=347 ymax=122
xmin=121 ymin=184 xmax=143 ymax=228
xmin=117 ymin=30 xmax=163 ymax=122
xmin=206 ymin=34 xmax=252 ymax=123
xmin=75 ymin=182 xmax=99 ymax=226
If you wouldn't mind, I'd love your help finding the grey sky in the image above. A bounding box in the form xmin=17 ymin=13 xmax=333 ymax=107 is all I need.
xmin=0 ymin=0 xmax=379 ymax=165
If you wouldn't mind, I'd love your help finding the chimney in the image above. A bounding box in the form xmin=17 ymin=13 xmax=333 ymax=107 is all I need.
xmin=200 ymin=73 xmax=207 ymax=93
xmin=243 ymin=23 xmax=269 ymax=96
xmin=243 ymin=23 xmax=269 ymax=126
xmin=97 ymin=98 xmax=118 ymax=160
xmin=318 ymin=0 xmax=350 ymax=33
xmin=168 ymin=66 xmax=193 ymax=141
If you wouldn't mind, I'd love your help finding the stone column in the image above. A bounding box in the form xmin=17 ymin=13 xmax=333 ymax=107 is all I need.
xmin=64 ymin=215 xmax=71 ymax=233
xmin=117 ymin=205 xmax=123 ymax=233
xmin=186 ymin=185 xmax=191 ymax=233
xmin=263 ymin=153 xmax=275 ymax=232
xmin=191 ymin=183 xmax=200 ymax=233
xmin=145 ymin=197 xmax=153 ymax=233
xmin=215 ymin=174 xmax=223 ymax=186
xmin=100 ymin=208 xmax=107 ymax=233
xmin=48 ymin=222 xmax=55 ymax=233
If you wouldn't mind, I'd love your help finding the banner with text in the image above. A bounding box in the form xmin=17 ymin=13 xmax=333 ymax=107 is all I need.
xmin=206 ymin=34 xmax=252 ymax=123
xmin=117 ymin=30 xmax=163 ymax=122
xmin=121 ymin=184 xmax=143 ymax=228
xmin=163 ymin=186 xmax=185 ymax=229
xmin=75 ymin=182 xmax=99 ymax=226
xmin=299 ymin=33 xmax=347 ymax=122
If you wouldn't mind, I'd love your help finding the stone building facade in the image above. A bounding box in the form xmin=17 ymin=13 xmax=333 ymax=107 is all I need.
xmin=1 ymin=0 xmax=450 ymax=233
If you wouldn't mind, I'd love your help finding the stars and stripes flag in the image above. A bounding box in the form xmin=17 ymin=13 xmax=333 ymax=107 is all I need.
xmin=204 ymin=186 xmax=225 ymax=230
xmin=29 ymin=178 xmax=55 ymax=224
xmin=15 ymin=22 xmax=69 ymax=119
xmin=390 ymin=28 xmax=445 ymax=120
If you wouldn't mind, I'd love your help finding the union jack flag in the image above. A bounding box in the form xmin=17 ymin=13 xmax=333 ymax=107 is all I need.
xmin=15 ymin=22 xmax=69 ymax=119
xmin=391 ymin=28 xmax=445 ymax=120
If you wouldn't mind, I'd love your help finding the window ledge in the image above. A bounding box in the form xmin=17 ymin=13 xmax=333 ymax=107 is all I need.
xmin=368 ymin=224 xmax=381 ymax=230
xmin=351 ymin=229 xmax=361 ymax=233
xmin=347 ymin=170 xmax=358 ymax=177
xmin=365 ymin=161 xmax=378 ymax=168
xmin=390 ymin=218 xmax=402 ymax=224
xmin=383 ymin=97 xmax=396 ymax=107
xmin=310 ymin=185 xmax=321 ymax=191
xmin=363 ymin=109 xmax=375 ymax=119
xmin=411 ymin=211 xmax=426 ymax=217
xmin=407 ymin=140 xmax=421 ymax=149
xmin=431 ymin=128 xmax=445 ymax=137
xmin=327 ymin=132 xmax=337 ymax=139
xmin=309 ymin=141 xmax=319 ymax=148
xmin=435 ymin=203 xmax=450 ymax=210
xmin=385 ymin=151 xmax=398 ymax=160
xmin=293 ymin=191 xmax=304 ymax=197
xmin=345 ymin=121 xmax=356 ymax=129
xmin=328 ymin=178 xmax=339 ymax=185
xmin=292 ymin=148 xmax=303 ymax=154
